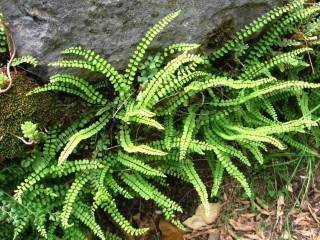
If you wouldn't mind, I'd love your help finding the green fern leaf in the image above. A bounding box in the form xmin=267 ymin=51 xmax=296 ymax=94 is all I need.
xmin=61 ymin=173 xmax=90 ymax=228
xmin=117 ymin=151 xmax=166 ymax=177
xmin=58 ymin=112 xmax=111 ymax=165
xmin=124 ymin=10 xmax=182 ymax=87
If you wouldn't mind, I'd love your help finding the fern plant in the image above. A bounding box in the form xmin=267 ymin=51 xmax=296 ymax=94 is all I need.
xmin=2 ymin=1 xmax=320 ymax=239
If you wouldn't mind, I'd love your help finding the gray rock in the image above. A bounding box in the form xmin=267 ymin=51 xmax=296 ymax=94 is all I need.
xmin=0 ymin=0 xmax=281 ymax=80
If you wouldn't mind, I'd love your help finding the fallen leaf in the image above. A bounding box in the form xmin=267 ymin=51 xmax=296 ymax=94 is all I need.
xmin=301 ymin=200 xmax=309 ymax=211
xmin=277 ymin=195 xmax=285 ymax=206
xmin=183 ymin=215 xmax=207 ymax=229
xmin=159 ymin=219 xmax=185 ymax=240
xmin=307 ymin=202 xmax=320 ymax=224
xmin=243 ymin=234 xmax=262 ymax=240
xmin=313 ymin=188 xmax=320 ymax=201
xmin=208 ymin=228 xmax=221 ymax=240
xmin=183 ymin=202 xmax=221 ymax=229
xmin=228 ymin=219 xmax=256 ymax=232
xmin=294 ymin=212 xmax=310 ymax=218
xmin=195 ymin=203 xmax=221 ymax=224
xmin=276 ymin=195 xmax=285 ymax=232
xmin=296 ymin=220 xmax=312 ymax=227
xmin=294 ymin=216 xmax=307 ymax=225
xmin=239 ymin=213 xmax=256 ymax=220
xmin=256 ymin=204 xmax=274 ymax=216
xmin=255 ymin=197 xmax=269 ymax=211
xmin=288 ymin=208 xmax=299 ymax=216
xmin=83 ymin=232 xmax=97 ymax=240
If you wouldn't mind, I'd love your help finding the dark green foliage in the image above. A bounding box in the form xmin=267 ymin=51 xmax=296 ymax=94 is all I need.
xmin=0 ymin=13 xmax=6 ymax=53
xmin=1 ymin=1 xmax=320 ymax=239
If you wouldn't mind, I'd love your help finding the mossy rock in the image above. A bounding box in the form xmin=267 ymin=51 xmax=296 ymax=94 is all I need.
xmin=0 ymin=71 xmax=81 ymax=161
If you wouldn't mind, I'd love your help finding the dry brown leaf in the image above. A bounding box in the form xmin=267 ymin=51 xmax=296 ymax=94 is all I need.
xmin=238 ymin=197 xmax=250 ymax=205
xmin=313 ymin=188 xmax=320 ymax=201
xmin=196 ymin=203 xmax=221 ymax=224
xmin=228 ymin=219 xmax=256 ymax=232
xmin=183 ymin=215 xmax=207 ymax=229
xmin=301 ymin=200 xmax=309 ymax=211
xmin=288 ymin=208 xmax=299 ymax=216
xmin=294 ymin=212 xmax=310 ymax=218
xmin=294 ymin=216 xmax=308 ymax=225
xmin=239 ymin=213 xmax=256 ymax=220
xmin=256 ymin=204 xmax=274 ymax=216
xmin=159 ymin=219 xmax=185 ymax=240
xmin=183 ymin=203 xmax=221 ymax=229
xmin=83 ymin=232 xmax=97 ymax=240
xmin=276 ymin=195 xmax=285 ymax=232
xmin=307 ymin=202 xmax=320 ymax=224
xmin=277 ymin=195 xmax=285 ymax=206
xmin=293 ymin=229 xmax=313 ymax=238
xmin=255 ymin=197 xmax=269 ymax=211
xmin=208 ymin=229 xmax=221 ymax=240
xmin=256 ymin=213 xmax=262 ymax=222
xmin=244 ymin=234 xmax=262 ymax=240
xmin=296 ymin=220 xmax=312 ymax=227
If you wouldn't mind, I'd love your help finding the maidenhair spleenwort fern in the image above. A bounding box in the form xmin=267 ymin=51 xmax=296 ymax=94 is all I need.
xmin=2 ymin=1 xmax=320 ymax=239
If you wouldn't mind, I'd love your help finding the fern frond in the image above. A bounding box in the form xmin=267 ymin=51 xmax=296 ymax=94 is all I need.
xmin=179 ymin=106 xmax=197 ymax=160
xmin=119 ymin=126 xmax=167 ymax=155
xmin=128 ymin=115 xmax=164 ymax=130
xmin=58 ymin=112 xmax=111 ymax=165
xmin=211 ymin=0 xmax=304 ymax=59
xmin=137 ymin=53 xmax=204 ymax=108
xmin=249 ymin=119 xmax=317 ymax=135
xmin=212 ymin=147 xmax=251 ymax=197
xmin=262 ymin=97 xmax=278 ymax=121
xmin=103 ymin=173 xmax=133 ymax=199
xmin=215 ymin=81 xmax=320 ymax=107
xmin=117 ymin=151 xmax=166 ymax=177
xmin=207 ymin=152 xmax=224 ymax=197
xmin=73 ymin=202 xmax=106 ymax=240
xmin=60 ymin=46 xmax=127 ymax=95
xmin=242 ymin=143 xmax=264 ymax=164
xmin=11 ymin=56 xmax=37 ymax=67
xmin=96 ymin=190 xmax=148 ymax=236
xmin=121 ymin=172 xmax=182 ymax=214
xmin=29 ymin=74 xmax=107 ymax=104
xmin=49 ymin=74 xmax=107 ymax=104
xmin=124 ymin=10 xmax=181 ymax=87
xmin=239 ymin=48 xmax=313 ymax=79
xmin=163 ymin=43 xmax=200 ymax=56
xmin=127 ymin=108 xmax=156 ymax=118
xmin=61 ymin=173 xmax=90 ymax=228
xmin=182 ymin=159 xmax=210 ymax=215
xmin=281 ymin=135 xmax=316 ymax=154
xmin=245 ymin=5 xmax=320 ymax=66
xmin=0 ymin=14 xmax=6 ymax=53
xmin=13 ymin=160 xmax=103 ymax=204
xmin=164 ymin=115 xmax=174 ymax=150
xmin=184 ymin=76 xmax=276 ymax=92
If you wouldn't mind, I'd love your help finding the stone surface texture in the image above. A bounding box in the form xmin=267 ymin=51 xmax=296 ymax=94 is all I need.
xmin=0 ymin=0 xmax=281 ymax=79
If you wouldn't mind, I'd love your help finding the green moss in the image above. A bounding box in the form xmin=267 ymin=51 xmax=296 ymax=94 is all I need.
xmin=0 ymin=71 xmax=81 ymax=161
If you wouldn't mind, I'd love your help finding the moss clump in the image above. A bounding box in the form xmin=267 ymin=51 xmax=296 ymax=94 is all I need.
xmin=0 ymin=71 xmax=81 ymax=161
